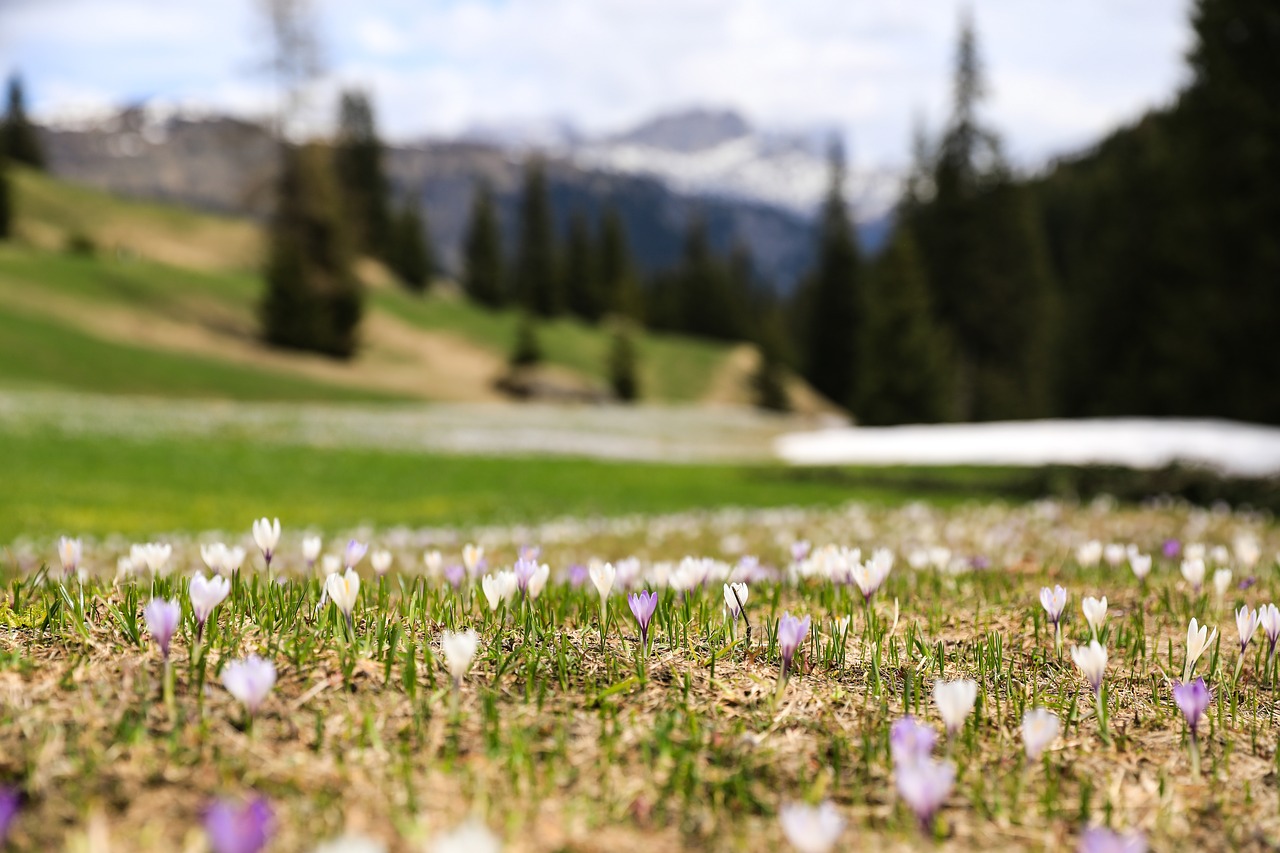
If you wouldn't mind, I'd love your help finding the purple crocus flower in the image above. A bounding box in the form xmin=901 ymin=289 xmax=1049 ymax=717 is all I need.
xmin=895 ymin=757 xmax=954 ymax=833
xmin=890 ymin=717 xmax=937 ymax=768
xmin=205 ymin=797 xmax=273 ymax=853
xmin=343 ymin=539 xmax=368 ymax=570
xmin=443 ymin=563 xmax=466 ymax=589
xmin=566 ymin=563 xmax=590 ymax=588
xmin=1162 ymin=538 xmax=1181 ymax=559
xmin=1078 ymin=826 xmax=1147 ymax=853
xmin=777 ymin=612 xmax=811 ymax=679
xmin=514 ymin=557 xmax=539 ymax=593
xmin=143 ymin=598 xmax=181 ymax=660
xmin=1173 ymin=678 xmax=1211 ymax=736
xmin=628 ymin=590 xmax=659 ymax=648
xmin=791 ymin=541 xmax=811 ymax=563
xmin=520 ymin=545 xmax=541 ymax=561
xmin=0 ymin=787 xmax=19 ymax=845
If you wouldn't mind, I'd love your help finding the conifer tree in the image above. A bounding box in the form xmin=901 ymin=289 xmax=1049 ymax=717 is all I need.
xmin=855 ymin=228 xmax=950 ymax=424
xmin=515 ymin=158 xmax=561 ymax=316
xmin=751 ymin=310 xmax=791 ymax=413
xmin=0 ymin=155 xmax=11 ymax=240
xmin=389 ymin=200 xmax=432 ymax=293
xmin=563 ymin=211 xmax=600 ymax=320
xmin=608 ymin=325 xmax=640 ymax=402
xmin=510 ymin=313 xmax=542 ymax=367
xmin=262 ymin=143 xmax=362 ymax=358
xmin=802 ymin=143 xmax=862 ymax=411
xmin=598 ymin=206 xmax=642 ymax=319
xmin=462 ymin=180 xmax=506 ymax=308
xmin=334 ymin=89 xmax=393 ymax=259
xmin=2 ymin=75 xmax=43 ymax=170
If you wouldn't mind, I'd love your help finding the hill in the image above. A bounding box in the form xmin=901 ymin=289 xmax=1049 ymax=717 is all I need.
xmin=2 ymin=166 xmax=826 ymax=408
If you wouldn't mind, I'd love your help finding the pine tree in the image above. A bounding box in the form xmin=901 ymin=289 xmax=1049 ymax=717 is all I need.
xmin=0 ymin=155 xmax=11 ymax=240
xmin=751 ymin=309 xmax=791 ymax=412
xmin=802 ymin=143 xmax=862 ymax=411
xmin=389 ymin=201 xmax=432 ymax=293
xmin=515 ymin=158 xmax=561 ymax=316
xmin=855 ymin=228 xmax=950 ymax=424
xmin=462 ymin=180 xmax=506 ymax=308
xmin=334 ymin=89 xmax=393 ymax=259
xmin=563 ymin=211 xmax=601 ymax=320
xmin=2 ymin=75 xmax=43 ymax=170
xmin=608 ymin=325 xmax=640 ymax=402
xmin=510 ymin=313 xmax=542 ymax=367
xmin=598 ymin=207 xmax=642 ymax=319
xmin=262 ymin=143 xmax=362 ymax=358
xmin=909 ymin=15 xmax=1056 ymax=420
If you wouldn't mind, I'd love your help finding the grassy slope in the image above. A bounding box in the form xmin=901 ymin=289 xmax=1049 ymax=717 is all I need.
xmin=0 ymin=426 xmax=1031 ymax=541
xmin=5 ymin=167 xmax=734 ymax=403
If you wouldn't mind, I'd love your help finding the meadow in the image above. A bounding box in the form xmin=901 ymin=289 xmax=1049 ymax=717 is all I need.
xmin=2 ymin=494 xmax=1278 ymax=852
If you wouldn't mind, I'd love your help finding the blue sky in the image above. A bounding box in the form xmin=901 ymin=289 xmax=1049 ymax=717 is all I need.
xmin=1 ymin=0 xmax=1191 ymax=168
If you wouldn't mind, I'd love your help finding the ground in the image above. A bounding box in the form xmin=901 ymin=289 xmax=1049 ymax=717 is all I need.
xmin=2 ymin=498 xmax=1278 ymax=851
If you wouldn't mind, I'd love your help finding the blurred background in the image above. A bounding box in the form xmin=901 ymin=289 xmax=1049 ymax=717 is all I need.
xmin=0 ymin=0 xmax=1277 ymax=506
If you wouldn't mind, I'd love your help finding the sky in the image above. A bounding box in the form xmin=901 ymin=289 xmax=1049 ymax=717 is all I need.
xmin=1 ymin=0 xmax=1192 ymax=170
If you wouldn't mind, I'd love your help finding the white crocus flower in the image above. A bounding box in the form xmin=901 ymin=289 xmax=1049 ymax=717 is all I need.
xmin=1103 ymin=543 xmax=1126 ymax=567
xmin=589 ymin=560 xmax=616 ymax=608
xmin=778 ymin=800 xmax=845 ymax=853
xmin=1128 ymin=551 xmax=1152 ymax=581
xmin=1260 ymin=603 xmax=1280 ymax=653
xmin=221 ymin=654 xmax=276 ymax=714
xmin=252 ymin=517 xmax=281 ymax=564
xmin=462 ymin=544 xmax=484 ymax=574
xmin=200 ymin=542 xmax=229 ymax=574
xmin=1213 ymin=568 xmax=1233 ymax=599
xmin=1181 ymin=558 xmax=1206 ymax=591
xmin=189 ymin=571 xmax=231 ymax=628
xmin=321 ymin=554 xmax=341 ymax=576
xmin=1082 ymin=596 xmax=1108 ymax=639
xmin=57 ymin=536 xmax=83 ymax=578
xmin=1234 ymin=535 xmax=1261 ymax=569
xmin=1235 ymin=605 xmax=1260 ymax=653
xmin=1185 ymin=543 xmax=1206 ymax=562
xmin=1210 ymin=545 xmax=1230 ymax=567
xmin=1076 ymin=540 xmax=1103 ymax=567
xmin=441 ymin=629 xmax=480 ymax=685
xmin=1184 ymin=618 xmax=1218 ymax=681
xmin=1071 ymin=640 xmax=1108 ymax=693
xmin=933 ymin=679 xmax=978 ymax=736
xmin=302 ymin=535 xmax=322 ymax=566
xmin=370 ymin=549 xmax=393 ymax=576
xmin=132 ymin=542 xmax=173 ymax=577
xmin=326 ymin=568 xmax=361 ymax=625
xmin=423 ymin=550 xmax=443 ymax=575
xmin=481 ymin=571 xmax=517 ymax=612
xmin=723 ymin=582 xmax=749 ymax=619
xmin=1021 ymin=708 xmax=1060 ymax=761
xmin=526 ymin=563 xmax=551 ymax=600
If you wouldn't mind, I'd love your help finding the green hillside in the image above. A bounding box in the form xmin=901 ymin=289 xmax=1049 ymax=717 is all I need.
xmin=1 ymin=167 xmax=743 ymax=404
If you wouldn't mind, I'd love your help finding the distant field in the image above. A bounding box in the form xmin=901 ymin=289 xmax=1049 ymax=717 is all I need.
xmin=1 ymin=167 xmax=751 ymax=405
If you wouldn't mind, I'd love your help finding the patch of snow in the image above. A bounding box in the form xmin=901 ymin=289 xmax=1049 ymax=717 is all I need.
xmin=775 ymin=419 xmax=1280 ymax=478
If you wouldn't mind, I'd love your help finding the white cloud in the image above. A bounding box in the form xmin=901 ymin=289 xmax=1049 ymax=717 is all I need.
xmin=5 ymin=0 xmax=1191 ymax=170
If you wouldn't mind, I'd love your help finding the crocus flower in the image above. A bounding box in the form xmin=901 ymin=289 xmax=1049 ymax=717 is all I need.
xmin=190 ymin=572 xmax=231 ymax=641
xmin=933 ymin=679 xmax=977 ymax=736
xmin=778 ymin=801 xmax=845 ymax=853
xmin=343 ymin=539 xmax=368 ymax=570
xmin=132 ymin=542 xmax=173 ymax=577
xmin=791 ymin=540 xmax=811 ymax=563
xmin=567 ymin=563 xmax=590 ymax=588
xmin=144 ymin=598 xmax=181 ymax=660
xmin=1213 ymin=568 xmax=1233 ymax=599
xmin=481 ymin=571 xmax=517 ymax=611
xmin=1236 ymin=605 xmax=1261 ymax=654
xmin=441 ymin=629 xmax=480 ymax=686
xmin=777 ymin=612 xmax=811 ymax=680
xmin=1128 ymin=551 xmax=1152 ymax=581
xmin=1163 ymin=539 xmax=1181 ymax=559
xmin=723 ymin=582 xmax=748 ymax=620
xmin=1184 ymin=618 xmax=1217 ymax=681
xmin=423 ymin=550 xmax=443 ymax=575
xmin=252 ymin=518 xmax=280 ymax=567
xmin=326 ymin=568 xmax=361 ymax=629
xmin=1078 ymin=826 xmax=1146 ymax=853
xmin=462 ymin=544 xmax=485 ymax=575
xmin=0 ymin=787 xmax=20 ymax=845
xmin=370 ymin=549 xmax=392 ymax=576
xmin=201 ymin=542 xmax=230 ymax=574
xmin=1173 ymin=678 xmax=1211 ymax=736
xmin=589 ymin=561 xmax=616 ymax=608
xmin=1040 ymin=585 xmax=1067 ymax=625
xmin=895 ymin=757 xmax=954 ymax=833
xmin=890 ymin=716 xmax=937 ymax=767
xmin=302 ymin=535 xmax=322 ymax=568
xmin=1259 ymin=603 xmax=1280 ymax=661
xmin=1082 ymin=596 xmax=1107 ymax=639
xmin=1103 ymin=543 xmax=1125 ymax=567
xmin=628 ymin=590 xmax=659 ymax=649
xmin=1071 ymin=640 xmax=1108 ymax=694
xmin=513 ymin=557 xmax=550 ymax=600
xmin=1076 ymin=541 xmax=1102 ymax=566
xmin=1021 ymin=708 xmax=1060 ymax=761
xmin=429 ymin=819 xmax=502 ymax=853
xmin=1181 ymin=558 xmax=1205 ymax=592
xmin=221 ymin=655 xmax=277 ymax=715
xmin=57 ymin=536 xmax=82 ymax=578
xmin=321 ymin=554 xmax=341 ymax=576
xmin=205 ymin=797 xmax=273 ymax=853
